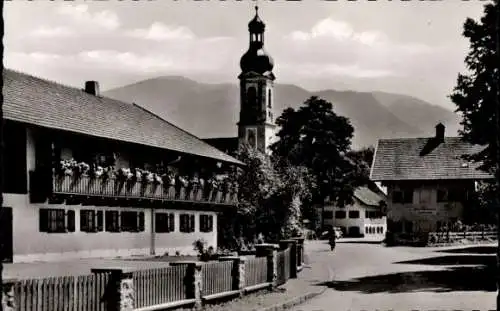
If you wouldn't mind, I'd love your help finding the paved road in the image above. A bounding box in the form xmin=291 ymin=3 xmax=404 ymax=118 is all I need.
xmin=292 ymin=240 xmax=496 ymax=311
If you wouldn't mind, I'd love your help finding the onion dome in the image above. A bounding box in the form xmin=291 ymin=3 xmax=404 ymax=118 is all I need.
xmin=239 ymin=6 xmax=274 ymax=74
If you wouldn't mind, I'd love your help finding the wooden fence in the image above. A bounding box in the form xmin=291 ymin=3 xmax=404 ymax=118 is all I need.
xmin=13 ymin=273 xmax=110 ymax=311
xmin=276 ymin=248 xmax=291 ymax=286
xmin=4 ymin=242 xmax=304 ymax=311
xmin=201 ymin=261 xmax=234 ymax=297
xmin=244 ymin=257 xmax=268 ymax=288
xmin=429 ymin=230 xmax=497 ymax=243
xmin=133 ymin=265 xmax=188 ymax=309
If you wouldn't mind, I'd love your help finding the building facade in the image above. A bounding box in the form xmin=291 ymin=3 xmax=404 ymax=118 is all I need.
xmin=319 ymin=186 xmax=387 ymax=238
xmin=370 ymin=123 xmax=493 ymax=242
xmin=1 ymin=69 xmax=242 ymax=263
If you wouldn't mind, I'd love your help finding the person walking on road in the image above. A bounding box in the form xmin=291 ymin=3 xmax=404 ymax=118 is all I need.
xmin=329 ymin=229 xmax=336 ymax=251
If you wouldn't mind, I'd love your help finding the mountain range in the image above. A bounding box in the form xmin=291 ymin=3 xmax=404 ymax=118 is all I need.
xmin=103 ymin=76 xmax=461 ymax=149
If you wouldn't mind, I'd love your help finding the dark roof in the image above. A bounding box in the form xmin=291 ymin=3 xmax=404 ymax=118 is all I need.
xmin=202 ymin=137 xmax=239 ymax=155
xmin=370 ymin=136 xmax=493 ymax=181
xmin=353 ymin=186 xmax=384 ymax=207
xmin=3 ymin=69 xmax=243 ymax=165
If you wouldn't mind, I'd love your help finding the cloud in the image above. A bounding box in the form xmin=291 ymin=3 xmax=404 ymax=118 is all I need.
xmin=281 ymin=17 xmax=435 ymax=80
xmin=55 ymin=4 xmax=120 ymax=31
xmin=127 ymin=22 xmax=195 ymax=41
xmin=281 ymin=62 xmax=396 ymax=79
xmin=30 ymin=26 xmax=74 ymax=38
xmin=288 ymin=18 xmax=389 ymax=47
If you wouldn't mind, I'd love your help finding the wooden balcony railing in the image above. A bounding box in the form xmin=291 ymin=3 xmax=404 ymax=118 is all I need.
xmin=38 ymin=173 xmax=238 ymax=205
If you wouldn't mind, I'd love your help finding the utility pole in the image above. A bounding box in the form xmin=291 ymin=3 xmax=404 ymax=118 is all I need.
xmin=0 ymin=0 xmax=5 ymax=307
xmin=495 ymin=0 xmax=500 ymax=310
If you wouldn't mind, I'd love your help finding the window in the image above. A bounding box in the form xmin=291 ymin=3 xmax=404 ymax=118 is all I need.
xmin=448 ymin=189 xmax=465 ymax=202
xmin=180 ymin=214 xmax=195 ymax=233
xmin=81 ymin=210 xmax=95 ymax=232
xmin=437 ymin=189 xmax=447 ymax=202
xmin=322 ymin=211 xmax=333 ymax=219
xmin=348 ymin=211 xmax=360 ymax=219
xmin=404 ymin=221 xmax=413 ymax=233
xmin=335 ymin=211 xmax=346 ymax=219
xmin=120 ymin=211 xmax=144 ymax=232
xmin=80 ymin=210 xmax=103 ymax=232
xmin=156 ymin=213 xmax=175 ymax=233
xmin=200 ymin=214 xmax=214 ymax=233
xmin=39 ymin=208 xmax=74 ymax=233
xmin=418 ymin=189 xmax=431 ymax=204
xmin=268 ymin=89 xmax=272 ymax=108
xmin=392 ymin=188 xmax=413 ymax=204
xmin=105 ymin=211 xmax=120 ymax=232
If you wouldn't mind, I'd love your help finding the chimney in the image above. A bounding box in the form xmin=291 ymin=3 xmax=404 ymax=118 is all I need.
xmin=84 ymin=81 xmax=100 ymax=96
xmin=435 ymin=122 xmax=445 ymax=142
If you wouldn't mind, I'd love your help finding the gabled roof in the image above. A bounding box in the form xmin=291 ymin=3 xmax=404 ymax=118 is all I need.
xmin=354 ymin=186 xmax=385 ymax=207
xmin=3 ymin=69 xmax=243 ymax=165
xmin=202 ymin=137 xmax=239 ymax=155
xmin=370 ymin=136 xmax=492 ymax=181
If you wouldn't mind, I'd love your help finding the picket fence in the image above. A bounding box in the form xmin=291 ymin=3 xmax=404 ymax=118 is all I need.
xmin=5 ymin=246 xmax=297 ymax=311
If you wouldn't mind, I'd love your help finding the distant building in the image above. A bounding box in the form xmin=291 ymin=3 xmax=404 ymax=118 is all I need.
xmin=1 ymin=69 xmax=242 ymax=263
xmin=319 ymin=185 xmax=387 ymax=238
xmin=370 ymin=123 xmax=493 ymax=243
xmin=203 ymin=6 xmax=276 ymax=155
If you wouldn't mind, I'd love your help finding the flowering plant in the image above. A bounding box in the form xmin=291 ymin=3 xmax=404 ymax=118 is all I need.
xmin=142 ymin=170 xmax=154 ymax=183
xmin=103 ymin=166 xmax=115 ymax=179
xmin=93 ymin=166 xmax=105 ymax=178
xmin=162 ymin=172 xmax=176 ymax=186
xmin=117 ymin=168 xmax=134 ymax=180
xmin=59 ymin=159 xmax=78 ymax=176
xmin=76 ymin=162 xmax=90 ymax=176
xmin=153 ymin=173 xmax=163 ymax=185
xmin=177 ymin=175 xmax=189 ymax=187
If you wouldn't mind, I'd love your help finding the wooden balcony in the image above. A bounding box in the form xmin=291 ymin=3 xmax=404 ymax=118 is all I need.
xmin=30 ymin=172 xmax=238 ymax=206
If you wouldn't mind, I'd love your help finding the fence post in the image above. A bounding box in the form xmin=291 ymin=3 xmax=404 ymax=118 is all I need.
xmin=91 ymin=268 xmax=135 ymax=311
xmin=255 ymin=243 xmax=279 ymax=290
xmin=291 ymin=237 xmax=305 ymax=269
xmin=170 ymin=261 xmax=203 ymax=310
xmin=219 ymin=256 xmax=246 ymax=297
xmin=1 ymin=278 xmax=17 ymax=311
xmin=279 ymin=240 xmax=298 ymax=279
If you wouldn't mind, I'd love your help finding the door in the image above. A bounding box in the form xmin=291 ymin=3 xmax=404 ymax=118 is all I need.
xmin=0 ymin=207 xmax=13 ymax=263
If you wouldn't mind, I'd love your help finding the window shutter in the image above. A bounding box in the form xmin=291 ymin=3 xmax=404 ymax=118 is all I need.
xmin=96 ymin=211 xmax=103 ymax=232
xmin=199 ymin=215 xmax=204 ymax=232
xmin=169 ymin=213 xmax=175 ymax=232
xmin=39 ymin=208 xmax=48 ymax=232
xmin=180 ymin=214 xmax=185 ymax=233
xmin=138 ymin=212 xmax=145 ymax=232
xmin=67 ymin=210 xmax=75 ymax=232
xmin=209 ymin=215 xmax=213 ymax=232
xmin=190 ymin=214 xmax=195 ymax=233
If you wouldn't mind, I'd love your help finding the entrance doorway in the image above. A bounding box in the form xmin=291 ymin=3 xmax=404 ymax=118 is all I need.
xmin=0 ymin=207 xmax=13 ymax=263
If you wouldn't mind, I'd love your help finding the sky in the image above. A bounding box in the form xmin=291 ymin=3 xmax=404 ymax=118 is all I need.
xmin=4 ymin=0 xmax=490 ymax=110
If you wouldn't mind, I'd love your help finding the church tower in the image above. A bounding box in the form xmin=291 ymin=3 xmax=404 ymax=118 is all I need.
xmin=238 ymin=6 xmax=276 ymax=154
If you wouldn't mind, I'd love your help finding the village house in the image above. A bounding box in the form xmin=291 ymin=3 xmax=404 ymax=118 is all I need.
xmin=370 ymin=123 xmax=493 ymax=243
xmin=1 ymin=69 xmax=243 ymax=263
xmin=319 ymin=185 xmax=387 ymax=238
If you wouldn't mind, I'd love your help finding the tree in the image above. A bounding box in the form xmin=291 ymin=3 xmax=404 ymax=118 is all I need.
xmin=270 ymin=96 xmax=368 ymax=229
xmin=218 ymin=144 xmax=312 ymax=248
xmin=346 ymin=146 xmax=375 ymax=180
xmin=450 ymin=1 xmax=500 ymax=308
xmin=450 ymin=0 xmax=500 ymax=174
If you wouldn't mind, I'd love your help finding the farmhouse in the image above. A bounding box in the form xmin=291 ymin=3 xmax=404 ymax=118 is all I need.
xmin=320 ymin=185 xmax=387 ymax=238
xmin=370 ymin=123 xmax=493 ymax=242
xmin=1 ymin=69 xmax=243 ymax=263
